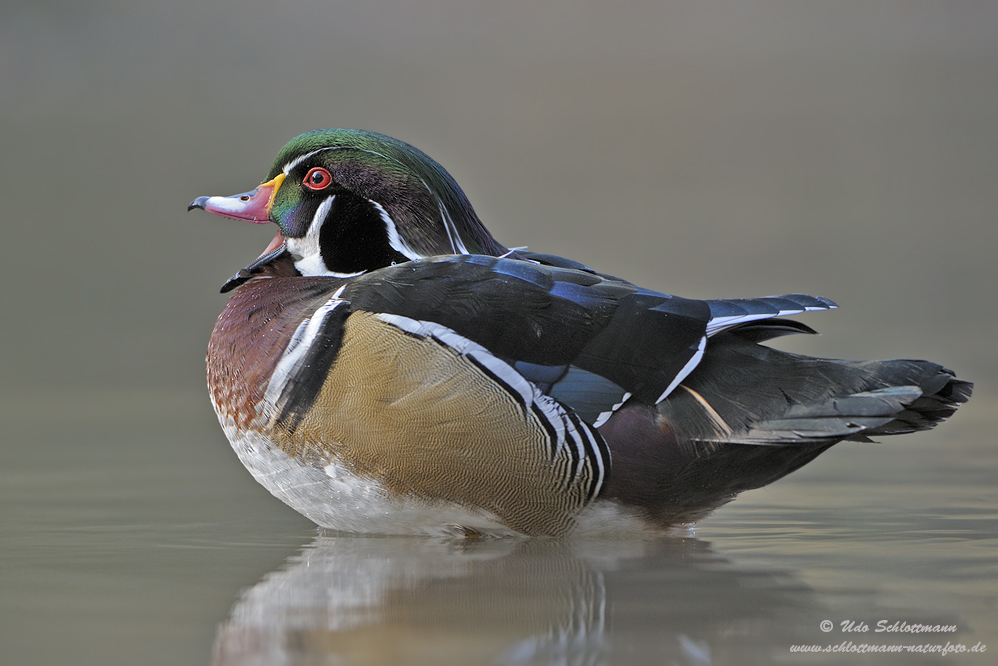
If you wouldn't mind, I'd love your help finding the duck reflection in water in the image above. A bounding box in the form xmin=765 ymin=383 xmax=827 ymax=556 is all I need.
xmin=212 ymin=533 xmax=821 ymax=666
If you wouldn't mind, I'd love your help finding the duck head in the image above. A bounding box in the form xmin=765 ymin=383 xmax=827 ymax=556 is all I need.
xmin=190 ymin=129 xmax=507 ymax=292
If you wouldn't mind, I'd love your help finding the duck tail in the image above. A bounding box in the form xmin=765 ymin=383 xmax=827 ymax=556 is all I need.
xmin=597 ymin=324 xmax=972 ymax=524
xmin=658 ymin=324 xmax=972 ymax=447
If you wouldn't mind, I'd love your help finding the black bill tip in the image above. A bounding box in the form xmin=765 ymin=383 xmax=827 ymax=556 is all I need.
xmin=220 ymin=269 xmax=254 ymax=294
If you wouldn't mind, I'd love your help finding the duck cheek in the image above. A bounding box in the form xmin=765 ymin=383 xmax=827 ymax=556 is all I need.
xmin=271 ymin=201 xmax=313 ymax=239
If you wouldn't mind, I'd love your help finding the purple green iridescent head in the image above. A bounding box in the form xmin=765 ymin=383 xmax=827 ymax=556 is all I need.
xmin=191 ymin=128 xmax=508 ymax=286
xmin=266 ymin=129 xmax=506 ymax=260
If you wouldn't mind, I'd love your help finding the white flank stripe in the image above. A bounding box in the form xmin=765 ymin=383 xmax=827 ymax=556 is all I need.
xmin=375 ymin=312 xmax=426 ymax=336
xmin=375 ymin=312 xmax=585 ymax=466
xmin=656 ymin=336 xmax=707 ymax=403
xmin=533 ymin=395 xmax=568 ymax=459
xmin=592 ymin=411 xmax=613 ymax=429
xmin=581 ymin=425 xmax=607 ymax=497
xmin=592 ymin=391 xmax=631 ymax=429
xmin=374 ymin=314 xmax=534 ymax=405
xmin=466 ymin=349 xmax=535 ymax=405
xmin=264 ymin=291 xmax=348 ymax=410
xmin=374 ymin=312 xmax=609 ymax=501
xmin=432 ymin=329 xmax=477 ymax=355
xmin=557 ymin=413 xmax=582 ymax=480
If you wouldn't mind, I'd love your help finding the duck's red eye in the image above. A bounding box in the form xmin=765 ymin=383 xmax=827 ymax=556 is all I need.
xmin=303 ymin=167 xmax=333 ymax=191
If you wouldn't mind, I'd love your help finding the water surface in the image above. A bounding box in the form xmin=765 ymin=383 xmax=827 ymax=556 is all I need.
xmin=3 ymin=393 xmax=994 ymax=665
xmin=2 ymin=2 xmax=996 ymax=664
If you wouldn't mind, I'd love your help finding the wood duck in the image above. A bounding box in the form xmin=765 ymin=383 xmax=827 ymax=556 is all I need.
xmin=190 ymin=129 xmax=972 ymax=537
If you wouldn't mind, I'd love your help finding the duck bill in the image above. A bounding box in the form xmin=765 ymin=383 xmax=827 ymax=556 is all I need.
xmin=189 ymin=173 xmax=291 ymax=292
xmin=188 ymin=173 xmax=286 ymax=223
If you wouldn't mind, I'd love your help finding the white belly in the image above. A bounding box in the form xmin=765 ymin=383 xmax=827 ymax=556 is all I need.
xmin=220 ymin=417 xmax=678 ymax=538
xmin=222 ymin=420 xmax=520 ymax=536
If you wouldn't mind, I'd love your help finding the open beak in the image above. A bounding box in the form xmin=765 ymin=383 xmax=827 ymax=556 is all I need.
xmin=188 ymin=173 xmax=286 ymax=223
xmin=189 ymin=173 xmax=291 ymax=292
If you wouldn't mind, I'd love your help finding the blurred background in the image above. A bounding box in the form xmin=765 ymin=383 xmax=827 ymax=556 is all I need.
xmin=2 ymin=2 xmax=995 ymax=665
xmin=2 ymin=0 xmax=996 ymax=404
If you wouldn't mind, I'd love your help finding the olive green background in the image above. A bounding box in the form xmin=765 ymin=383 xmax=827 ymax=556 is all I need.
xmin=3 ymin=2 xmax=995 ymax=396
xmin=2 ymin=2 xmax=995 ymax=664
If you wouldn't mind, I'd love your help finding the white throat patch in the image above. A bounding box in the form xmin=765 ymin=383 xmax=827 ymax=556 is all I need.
xmin=285 ymin=195 xmax=365 ymax=278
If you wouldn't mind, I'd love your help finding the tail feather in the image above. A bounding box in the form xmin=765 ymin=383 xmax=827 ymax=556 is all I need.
xmin=661 ymin=334 xmax=972 ymax=447
xmin=704 ymin=294 xmax=836 ymax=336
xmin=860 ymin=376 xmax=972 ymax=437
xmin=597 ymin=318 xmax=972 ymax=525
xmin=738 ymin=386 xmax=925 ymax=444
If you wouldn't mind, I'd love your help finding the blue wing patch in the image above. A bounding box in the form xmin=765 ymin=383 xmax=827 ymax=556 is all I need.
xmin=514 ymin=361 xmax=569 ymax=390
xmin=549 ymin=366 xmax=630 ymax=426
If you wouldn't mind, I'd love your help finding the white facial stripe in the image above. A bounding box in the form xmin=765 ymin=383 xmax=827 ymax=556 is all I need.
xmin=283 ymin=144 xmax=470 ymax=257
xmin=285 ymin=195 xmax=364 ymax=278
xmin=282 ymin=148 xmax=335 ymax=175
xmin=369 ymin=200 xmax=424 ymax=261
xmin=285 ymin=195 xmax=333 ymax=271
xmin=437 ymin=199 xmax=470 ymax=254
xmin=282 ymin=146 xmax=410 ymax=176
xmin=410 ymin=172 xmax=470 ymax=256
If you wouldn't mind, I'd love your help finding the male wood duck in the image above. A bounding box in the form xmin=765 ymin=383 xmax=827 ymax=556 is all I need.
xmin=190 ymin=128 xmax=972 ymax=537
